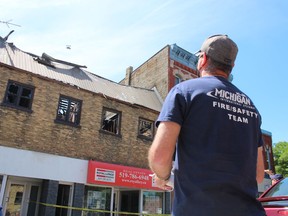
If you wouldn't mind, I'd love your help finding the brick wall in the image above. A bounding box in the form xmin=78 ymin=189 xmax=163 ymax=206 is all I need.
xmin=0 ymin=66 xmax=158 ymax=169
xmin=121 ymin=46 xmax=170 ymax=100
xmin=120 ymin=45 xmax=198 ymax=101
xmin=168 ymin=60 xmax=198 ymax=91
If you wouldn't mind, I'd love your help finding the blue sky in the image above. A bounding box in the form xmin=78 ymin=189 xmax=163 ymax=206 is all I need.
xmin=1 ymin=0 xmax=287 ymax=143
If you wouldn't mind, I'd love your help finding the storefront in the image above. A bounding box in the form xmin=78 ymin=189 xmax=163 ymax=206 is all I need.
xmin=86 ymin=160 xmax=169 ymax=215
xmin=0 ymin=146 xmax=87 ymax=216
xmin=0 ymin=146 xmax=170 ymax=216
xmin=0 ymin=175 xmax=41 ymax=216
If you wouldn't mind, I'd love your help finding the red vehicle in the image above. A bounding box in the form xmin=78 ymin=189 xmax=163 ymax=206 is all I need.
xmin=258 ymin=177 xmax=288 ymax=216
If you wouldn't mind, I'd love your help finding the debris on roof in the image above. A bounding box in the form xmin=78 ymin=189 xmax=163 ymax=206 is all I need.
xmin=0 ymin=36 xmax=162 ymax=112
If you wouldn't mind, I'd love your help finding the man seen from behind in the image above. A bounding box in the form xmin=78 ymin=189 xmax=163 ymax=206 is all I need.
xmin=148 ymin=34 xmax=266 ymax=216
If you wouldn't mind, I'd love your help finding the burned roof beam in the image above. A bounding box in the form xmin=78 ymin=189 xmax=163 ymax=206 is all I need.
xmin=42 ymin=53 xmax=87 ymax=68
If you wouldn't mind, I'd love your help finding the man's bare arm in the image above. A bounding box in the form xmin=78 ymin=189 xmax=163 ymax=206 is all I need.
xmin=148 ymin=121 xmax=181 ymax=180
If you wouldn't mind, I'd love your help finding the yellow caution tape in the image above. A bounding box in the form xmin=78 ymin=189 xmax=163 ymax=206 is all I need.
xmin=35 ymin=201 xmax=171 ymax=216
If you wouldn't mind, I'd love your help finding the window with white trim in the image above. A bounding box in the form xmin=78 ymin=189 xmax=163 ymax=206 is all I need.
xmin=175 ymin=75 xmax=182 ymax=85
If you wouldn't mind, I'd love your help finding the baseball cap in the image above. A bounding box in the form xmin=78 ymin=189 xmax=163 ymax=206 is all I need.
xmin=196 ymin=34 xmax=238 ymax=66
xmin=270 ymin=174 xmax=284 ymax=180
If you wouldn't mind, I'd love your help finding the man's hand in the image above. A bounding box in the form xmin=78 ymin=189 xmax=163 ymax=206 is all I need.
xmin=152 ymin=174 xmax=173 ymax=191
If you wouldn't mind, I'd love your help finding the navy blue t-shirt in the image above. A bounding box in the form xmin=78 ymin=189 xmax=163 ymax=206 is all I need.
xmin=157 ymin=76 xmax=265 ymax=216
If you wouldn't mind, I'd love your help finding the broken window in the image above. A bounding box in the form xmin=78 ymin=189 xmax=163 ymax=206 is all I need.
xmin=101 ymin=108 xmax=121 ymax=135
xmin=138 ymin=118 xmax=154 ymax=140
xmin=56 ymin=95 xmax=82 ymax=126
xmin=3 ymin=80 xmax=35 ymax=110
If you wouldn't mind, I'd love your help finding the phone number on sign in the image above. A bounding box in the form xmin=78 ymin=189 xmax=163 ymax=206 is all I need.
xmin=119 ymin=172 xmax=149 ymax=181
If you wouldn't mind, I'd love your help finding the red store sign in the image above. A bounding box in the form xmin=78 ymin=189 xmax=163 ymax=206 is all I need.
xmin=87 ymin=160 xmax=159 ymax=190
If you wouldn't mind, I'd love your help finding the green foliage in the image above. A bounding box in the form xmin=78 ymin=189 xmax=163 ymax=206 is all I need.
xmin=273 ymin=141 xmax=288 ymax=177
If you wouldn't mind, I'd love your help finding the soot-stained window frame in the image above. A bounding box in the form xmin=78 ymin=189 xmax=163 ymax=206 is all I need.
xmin=138 ymin=117 xmax=154 ymax=141
xmin=55 ymin=94 xmax=82 ymax=127
xmin=100 ymin=107 xmax=122 ymax=137
xmin=1 ymin=79 xmax=35 ymax=112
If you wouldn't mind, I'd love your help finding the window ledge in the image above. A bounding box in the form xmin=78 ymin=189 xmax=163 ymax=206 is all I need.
xmin=0 ymin=102 xmax=33 ymax=113
xmin=137 ymin=135 xmax=153 ymax=142
xmin=99 ymin=129 xmax=122 ymax=138
xmin=54 ymin=119 xmax=81 ymax=128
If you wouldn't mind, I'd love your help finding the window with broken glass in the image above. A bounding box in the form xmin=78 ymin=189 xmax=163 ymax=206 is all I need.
xmin=2 ymin=80 xmax=35 ymax=111
xmin=138 ymin=118 xmax=154 ymax=140
xmin=55 ymin=95 xmax=82 ymax=126
xmin=100 ymin=108 xmax=121 ymax=135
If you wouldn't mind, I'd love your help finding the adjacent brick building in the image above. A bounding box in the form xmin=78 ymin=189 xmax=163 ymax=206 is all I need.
xmin=261 ymin=130 xmax=274 ymax=172
xmin=120 ymin=44 xmax=198 ymax=100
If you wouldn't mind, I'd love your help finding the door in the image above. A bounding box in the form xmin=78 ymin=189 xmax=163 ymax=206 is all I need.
xmin=26 ymin=185 xmax=40 ymax=216
xmin=4 ymin=183 xmax=24 ymax=216
xmin=56 ymin=184 xmax=71 ymax=216
xmin=120 ymin=191 xmax=139 ymax=215
xmin=3 ymin=180 xmax=41 ymax=216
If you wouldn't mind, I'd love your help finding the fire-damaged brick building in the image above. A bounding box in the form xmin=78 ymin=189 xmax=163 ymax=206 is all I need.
xmin=0 ymin=32 xmax=274 ymax=216
xmin=0 ymin=35 xmax=166 ymax=216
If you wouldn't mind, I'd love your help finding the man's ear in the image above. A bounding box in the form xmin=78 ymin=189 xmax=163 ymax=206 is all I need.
xmin=203 ymin=52 xmax=207 ymax=60
xmin=200 ymin=53 xmax=208 ymax=67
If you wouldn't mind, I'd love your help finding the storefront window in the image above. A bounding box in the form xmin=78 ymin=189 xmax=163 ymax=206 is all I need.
xmin=142 ymin=191 xmax=164 ymax=214
xmin=83 ymin=186 xmax=112 ymax=216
